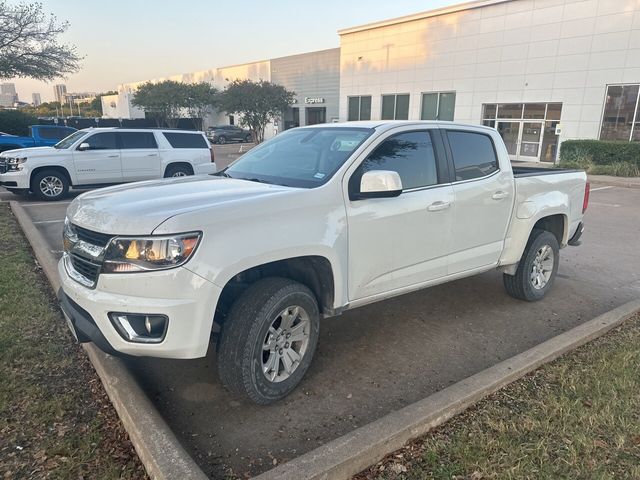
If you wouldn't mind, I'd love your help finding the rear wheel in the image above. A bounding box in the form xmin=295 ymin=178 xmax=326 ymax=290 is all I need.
xmin=31 ymin=169 xmax=69 ymax=201
xmin=217 ymin=277 xmax=320 ymax=405
xmin=503 ymin=229 xmax=559 ymax=301
xmin=164 ymin=165 xmax=192 ymax=178
xmin=218 ymin=136 xmax=227 ymax=145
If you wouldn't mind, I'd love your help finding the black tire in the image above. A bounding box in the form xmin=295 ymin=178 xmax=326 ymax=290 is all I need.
xmin=218 ymin=136 xmax=227 ymax=145
xmin=164 ymin=164 xmax=192 ymax=178
xmin=217 ymin=277 xmax=320 ymax=405
xmin=503 ymin=229 xmax=559 ymax=302
xmin=244 ymin=134 xmax=252 ymax=143
xmin=31 ymin=169 xmax=69 ymax=201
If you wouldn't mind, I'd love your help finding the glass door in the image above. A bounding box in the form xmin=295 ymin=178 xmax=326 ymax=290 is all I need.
xmin=518 ymin=122 xmax=543 ymax=162
xmin=497 ymin=122 xmax=520 ymax=160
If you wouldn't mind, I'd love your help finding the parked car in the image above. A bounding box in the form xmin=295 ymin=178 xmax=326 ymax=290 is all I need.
xmin=58 ymin=121 xmax=588 ymax=405
xmin=0 ymin=125 xmax=77 ymax=153
xmin=206 ymin=125 xmax=252 ymax=144
xmin=0 ymin=127 xmax=216 ymax=200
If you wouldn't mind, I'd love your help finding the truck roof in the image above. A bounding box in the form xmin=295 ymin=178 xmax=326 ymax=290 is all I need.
xmin=299 ymin=120 xmax=497 ymax=133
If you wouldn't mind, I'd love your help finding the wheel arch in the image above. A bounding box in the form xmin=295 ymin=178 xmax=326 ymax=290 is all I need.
xmin=214 ymin=255 xmax=337 ymax=328
xmin=30 ymin=165 xmax=73 ymax=189
xmin=163 ymin=162 xmax=194 ymax=177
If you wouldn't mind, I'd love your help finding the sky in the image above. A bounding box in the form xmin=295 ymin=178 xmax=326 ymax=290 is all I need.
xmin=9 ymin=0 xmax=461 ymax=102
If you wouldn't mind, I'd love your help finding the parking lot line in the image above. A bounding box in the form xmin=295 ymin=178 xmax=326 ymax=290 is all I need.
xmin=590 ymin=186 xmax=614 ymax=192
xmin=33 ymin=219 xmax=65 ymax=225
xmin=22 ymin=201 xmax=72 ymax=207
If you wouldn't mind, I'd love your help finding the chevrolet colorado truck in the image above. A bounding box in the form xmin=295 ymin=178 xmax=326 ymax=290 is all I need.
xmin=58 ymin=121 xmax=589 ymax=405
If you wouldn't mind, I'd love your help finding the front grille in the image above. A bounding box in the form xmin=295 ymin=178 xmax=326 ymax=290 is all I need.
xmin=74 ymin=224 xmax=113 ymax=248
xmin=70 ymin=254 xmax=101 ymax=284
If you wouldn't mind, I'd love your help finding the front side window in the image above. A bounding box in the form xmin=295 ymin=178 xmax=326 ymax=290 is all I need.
xmin=446 ymin=131 xmax=498 ymax=181
xmin=81 ymin=132 xmax=118 ymax=150
xmin=119 ymin=132 xmax=157 ymax=149
xmin=421 ymin=92 xmax=456 ymax=121
xmin=351 ymin=131 xmax=438 ymax=192
xmin=381 ymin=94 xmax=410 ymax=120
xmin=163 ymin=132 xmax=208 ymax=149
xmin=600 ymin=84 xmax=640 ymax=141
xmin=224 ymin=127 xmax=373 ymax=188
xmin=347 ymin=96 xmax=372 ymax=121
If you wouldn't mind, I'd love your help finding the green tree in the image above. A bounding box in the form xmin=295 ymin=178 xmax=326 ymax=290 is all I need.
xmin=218 ymin=79 xmax=294 ymax=143
xmin=0 ymin=110 xmax=37 ymax=135
xmin=185 ymin=82 xmax=218 ymax=131
xmin=0 ymin=1 xmax=82 ymax=80
xmin=131 ymin=80 xmax=188 ymax=127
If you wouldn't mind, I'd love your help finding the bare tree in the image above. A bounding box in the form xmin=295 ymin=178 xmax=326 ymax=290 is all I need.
xmin=0 ymin=1 xmax=81 ymax=80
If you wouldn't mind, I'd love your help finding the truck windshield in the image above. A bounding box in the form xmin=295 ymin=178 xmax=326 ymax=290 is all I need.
xmin=221 ymin=127 xmax=373 ymax=188
xmin=54 ymin=130 xmax=87 ymax=149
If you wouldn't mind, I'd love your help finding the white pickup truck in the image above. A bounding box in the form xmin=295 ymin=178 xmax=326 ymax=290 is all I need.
xmin=0 ymin=127 xmax=216 ymax=201
xmin=58 ymin=121 xmax=589 ymax=404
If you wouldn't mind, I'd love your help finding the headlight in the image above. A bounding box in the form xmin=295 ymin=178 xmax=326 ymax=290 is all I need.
xmin=102 ymin=232 xmax=201 ymax=273
xmin=6 ymin=157 xmax=27 ymax=171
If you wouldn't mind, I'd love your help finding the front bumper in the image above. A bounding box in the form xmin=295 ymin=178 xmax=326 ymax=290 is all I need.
xmin=58 ymin=258 xmax=221 ymax=358
xmin=0 ymin=170 xmax=30 ymax=189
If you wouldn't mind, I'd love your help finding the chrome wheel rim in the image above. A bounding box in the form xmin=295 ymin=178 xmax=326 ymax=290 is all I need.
xmin=262 ymin=305 xmax=310 ymax=383
xmin=171 ymin=171 xmax=188 ymax=177
xmin=40 ymin=176 xmax=63 ymax=197
xmin=530 ymin=245 xmax=554 ymax=289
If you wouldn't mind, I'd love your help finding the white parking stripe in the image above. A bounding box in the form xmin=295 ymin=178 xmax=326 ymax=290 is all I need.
xmin=22 ymin=201 xmax=71 ymax=207
xmin=590 ymin=202 xmax=621 ymax=207
xmin=590 ymin=186 xmax=614 ymax=192
xmin=33 ymin=219 xmax=65 ymax=224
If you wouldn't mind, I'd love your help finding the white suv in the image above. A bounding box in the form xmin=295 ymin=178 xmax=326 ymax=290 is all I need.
xmin=0 ymin=127 xmax=216 ymax=201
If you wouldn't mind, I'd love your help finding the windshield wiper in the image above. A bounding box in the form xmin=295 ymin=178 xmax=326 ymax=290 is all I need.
xmin=215 ymin=170 xmax=232 ymax=178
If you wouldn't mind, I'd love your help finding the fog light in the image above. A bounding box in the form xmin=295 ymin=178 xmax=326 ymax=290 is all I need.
xmin=109 ymin=313 xmax=168 ymax=343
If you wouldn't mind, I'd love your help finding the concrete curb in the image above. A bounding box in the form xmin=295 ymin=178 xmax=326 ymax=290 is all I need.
xmin=10 ymin=201 xmax=208 ymax=480
xmin=588 ymin=174 xmax=640 ymax=189
xmin=256 ymin=299 xmax=640 ymax=480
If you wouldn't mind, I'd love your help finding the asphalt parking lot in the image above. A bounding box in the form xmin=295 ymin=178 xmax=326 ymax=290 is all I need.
xmin=3 ymin=178 xmax=639 ymax=478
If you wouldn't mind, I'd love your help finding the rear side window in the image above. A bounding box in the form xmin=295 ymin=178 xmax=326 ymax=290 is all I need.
xmin=352 ymin=131 xmax=438 ymax=191
xmin=82 ymin=132 xmax=118 ymax=150
xmin=163 ymin=132 xmax=208 ymax=149
xmin=119 ymin=132 xmax=157 ymax=149
xmin=446 ymin=131 xmax=498 ymax=181
xmin=39 ymin=127 xmax=74 ymax=140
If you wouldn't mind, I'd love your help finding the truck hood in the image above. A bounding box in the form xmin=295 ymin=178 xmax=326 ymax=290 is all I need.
xmin=67 ymin=175 xmax=294 ymax=235
xmin=0 ymin=146 xmax=57 ymax=157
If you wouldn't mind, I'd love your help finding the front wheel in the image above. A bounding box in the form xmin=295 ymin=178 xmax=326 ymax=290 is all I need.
xmin=31 ymin=169 xmax=69 ymax=201
xmin=244 ymin=134 xmax=252 ymax=143
xmin=217 ymin=277 xmax=320 ymax=405
xmin=503 ymin=229 xmax=559 ymax=301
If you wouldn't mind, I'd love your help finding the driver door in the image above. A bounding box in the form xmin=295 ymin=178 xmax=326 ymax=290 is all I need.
xmin=344 ymin=128 xmax=454 ymax=301
xmin=72 ymin=132 xmax=122 ymax=185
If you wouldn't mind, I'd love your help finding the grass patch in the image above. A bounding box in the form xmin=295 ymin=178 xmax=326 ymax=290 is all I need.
xmin=0 ymin=205 xmax=146 ymax=479
xmin=356 ymin=315 xmax=640 ymax=479
xmin=557 ymin=157 xmax=640 ymax=177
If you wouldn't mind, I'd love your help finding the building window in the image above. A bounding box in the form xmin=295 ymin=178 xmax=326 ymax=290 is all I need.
xmin=482 ymin=102 xmax=563 ymax=162
xmin=347 ymin=96 xmax=371 ymax=121
xmin=381 ymin=94 xmax=409 ymax=120
xmin=599 ymin=84 xmax=640 ymax=141
xmin=421 ymin=92 xmax=456 ymax=121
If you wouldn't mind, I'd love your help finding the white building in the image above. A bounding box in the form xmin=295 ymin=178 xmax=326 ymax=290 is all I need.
xmin=339 ymin=0 xmax=640 ymax=162
xmin=53 ymin=84 xmax=67 ymax=104
xmin=32 ymin=93 xmax=42 ymax=106
xmin=0 ymin=83 xmax=17 ymax=108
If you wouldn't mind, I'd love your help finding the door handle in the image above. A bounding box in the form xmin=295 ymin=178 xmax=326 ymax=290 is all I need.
xmin=107 ymin=154 xmax=118 ymax=158
xmin=147 ymin=153 xmax=158 ymax=157
xmin=492 ymin=191 xmax=509 ymax=200
xmin=427 ymin=201 xmax=451 ymax=212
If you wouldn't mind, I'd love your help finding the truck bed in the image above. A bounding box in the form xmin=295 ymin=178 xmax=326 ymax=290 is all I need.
xmin=512 ymin=166 xmax=582 ymax=177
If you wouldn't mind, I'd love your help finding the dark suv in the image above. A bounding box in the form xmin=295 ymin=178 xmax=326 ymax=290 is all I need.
xmin=206 ymin=125 xmax=252 ymax=144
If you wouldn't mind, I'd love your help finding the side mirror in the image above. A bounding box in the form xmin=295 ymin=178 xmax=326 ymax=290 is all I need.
xmin=355 ymin=170 xmax=403 ymax=199
xmin=77 ymin=142 xmax=91 ymax=151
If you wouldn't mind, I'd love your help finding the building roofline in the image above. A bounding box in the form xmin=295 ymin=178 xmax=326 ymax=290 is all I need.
xmin=338 ymin=0 xmax=512 ymax=35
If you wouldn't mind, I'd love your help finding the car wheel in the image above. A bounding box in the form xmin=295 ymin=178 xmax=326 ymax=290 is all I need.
xmin=503 ymin=229 xmax=559 ymax=302
xmin=31 ymin=169 xmax=69 ymax=201
xmin=218 ymin=136 xmax=227 ymax=145
xmin=217 ymin=277 xmax=320 ymax=405
xmin=244 ymin=134 xmax=252 ymax=143
xmin=164 ymin=165 xmax=192 ymax=178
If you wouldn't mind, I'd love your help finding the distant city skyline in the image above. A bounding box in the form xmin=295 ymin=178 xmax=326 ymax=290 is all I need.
xmin=9 ymin=0 xmax=459 ymax=102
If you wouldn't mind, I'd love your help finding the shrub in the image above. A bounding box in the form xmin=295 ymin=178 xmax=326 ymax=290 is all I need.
xmin=559 ymin=139 xmax=640 ymax=167
xmin=0 ymin=110 xmax=38 ymax=136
